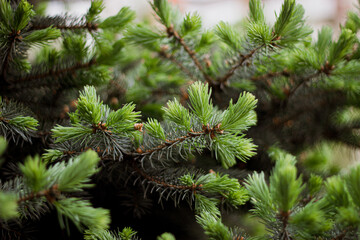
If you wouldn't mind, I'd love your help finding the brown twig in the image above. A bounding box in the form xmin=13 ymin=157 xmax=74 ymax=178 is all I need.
xmin=279 ymin=210 xmax=292 ymax=240
xmin=132 ymin=162 xmax=203 ymax=192
xmin=137 ymin=131 xmax=205 ymax=155
xmin=137 ymin=123 xmax=223 ymax=155
xmin=1 ymin=30 xmax=22 ymax=83
xmin=36 ymin=131 xmax=51 ymax=137
xmin=29 ymin=22 xmax=98 ymax=32
xmin=288 ymin=62 xmax=335 ymax=98
xmin=217 ymin=45 xmax=264 ymax=85
xmin=0 ymin=116 xmax=9 ymax=123
xmin=17 ymin=184 xmax=60 ymax=204
xmin=287 ymin=71 xmax=321 ymax=97
xmin=166 ymin=25 xmax=215 ymax=84
xmin=92 ymin=122 xmax=112 ymax=134
xmin=251 ymin=69 xmax=290 ymax=82
xmin=158 ymin=48 xmax=197 ymax=80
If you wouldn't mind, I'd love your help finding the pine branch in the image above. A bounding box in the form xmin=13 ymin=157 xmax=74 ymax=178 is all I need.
xmin=10 ymin=58 xmax=97 ymax=85
xmin=1 ymin=30 xmax=22 ymax=83
xmin=217 ymin=45 xmax=264 ymax=86
xmin=136 ymin=124 xmax=223 ymax=156
xmin=29 ymin=22 xmax=99 ymax=32
xmin=158 ymin=48 xmax=197 ymax=81
xmin=132 ymin=163 xmax=202 ymax=192
xmin=287 ymin=71 xmax=320 ymax=97
xmin=17 ymin=184 xmax=60 ymax=204
xmin=1 ymin=176 xmax=51 ymax=220
xmin=44 ymin=145 xmax=115 ymax=162
xmin=287 ymin=61 xmax=335 ymax=98
xmin=251 ymin=69 xmax=290 ymax=82
xmin=279 ymin=210 xmax=292 ymax=240
xmin=0 ymin=99 xmax=38 ymax=143
xmin=166 ymin=25 xmax=215 ymax=84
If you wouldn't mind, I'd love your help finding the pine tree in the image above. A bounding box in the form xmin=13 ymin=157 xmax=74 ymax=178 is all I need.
xmin=2 ymin=0 xmax=360 ymax=239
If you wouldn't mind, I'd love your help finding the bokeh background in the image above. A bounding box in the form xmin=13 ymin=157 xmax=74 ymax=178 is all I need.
xmin=31 ymin=0 xmax=358 ymax=35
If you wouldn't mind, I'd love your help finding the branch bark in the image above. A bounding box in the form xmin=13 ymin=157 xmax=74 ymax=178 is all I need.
xmin=29 ymin=22 xmax=98 ymax=32
xmin=218 ymin=45 xmax=264 ymax=85
xmin=166 ymin=26 xmax=216 ymax=84
xmin=132 ymin=163 xmax=202 ymax=192
xmin=17 ymin=184 xmax=60 ymax=204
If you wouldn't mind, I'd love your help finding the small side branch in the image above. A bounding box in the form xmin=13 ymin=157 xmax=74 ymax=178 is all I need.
xmin=251 ymin=69 xmax=290 ymax=82
xmin=17 ymin=184 xmax=60 ymax=204
xmin=138 ymin=131 xmax=205 ymax=155
xmin=1 ymin=30 xmax=22 ymax=83
xmin=132 ymin=163 xmax=202 ymax=192
xmin=278 ymin=210 xmax=292 ymax=240
xmin=287 ymin=71 xmax=321 ymax=97
xmin=158 ymin=48 xmax=197 ymax=81
xmin=0 ymin=116 xmax=10 ymax=123
xmin=218 ymin=45 xmax=264 ymax=85
xmin=288 ymin=62 xmax=335 ymax=97
xmin=166 ymin=26 xmax=215 ymax=84
xmin=29 ymin=22 xmax=98 ymax=32
xmin=59 ymin=147 xmax=113 ymax=162
xmin=137 ymin=123 xmax=223 ymax=156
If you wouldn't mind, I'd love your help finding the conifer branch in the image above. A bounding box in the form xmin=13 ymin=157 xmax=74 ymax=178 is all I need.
xmin=288 ymin=61 xmax=335 ymax=97
xmin=17 ymin=184 xmax=60 ymax=204
xmin=10 ymin=58 xmax=97 ymax=85
xmin=287 ymin=71 xmax=321 ymax=97
xmin=158 ymin=48 xmax=197 ymax=80
xmin=137 ymin=124 xmax=223 ymax=155
xmin=64 ymin=147 xmax=104 ymax=156
xmin=136 ymin=130 xmax=205 ymax=155
xmin=218 ymin=45 xmax=264 ymax=86
xmin=29 ymin=22 xmax=99 ymax=32
xmin=166 ymin=26 xmax=215 ymax=84
xmin=279 ymin=210 xmax=291 ymax=240
xmin=1 ymin=30 xmax=21 ymax=83
xmin=132 ymin=163 xmax=202 ymax=192
xmin=251 ymin=69 xmax=290 ymax=82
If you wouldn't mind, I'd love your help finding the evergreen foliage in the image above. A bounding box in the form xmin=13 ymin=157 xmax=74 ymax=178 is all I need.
xmin=2 ymin=0 xmax=360 ymax=239
xmin=245 ymin=148 xmax=360 ymax=239
xmin=0 ymin=141 xmax=109 ymax=233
